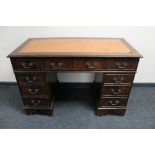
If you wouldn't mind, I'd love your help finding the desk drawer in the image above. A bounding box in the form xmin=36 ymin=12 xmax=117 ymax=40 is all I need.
xmin=11 ymin=58 xmax=44 ymax=70
xmin=19 ymin=84 xmax=48 ymax=96
xmin=104 ymin=73 xmax=134 ymax=85
xmin=15 ymin=72 xmax=45 ymax=83
xmin=107 ymin=58 xmax=139 ymax=70
xmin=101 ymin=86 xmax=131 ymax=96
xmin=23 ymin=97 xmax=51 ymax=108
xmin=99 ymin=97 xmax=128 ymax=107
xmin=75 ymin=59 xmax=106 ymax=70
xmin=45 ymin=58 xmax=73 ymax=70
xmin=45 ymin=58 xmax=106 ymax=70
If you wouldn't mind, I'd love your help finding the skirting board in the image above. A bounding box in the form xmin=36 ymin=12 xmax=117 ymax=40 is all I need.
xmin=0 ymin=82 xmax=155 ymax=87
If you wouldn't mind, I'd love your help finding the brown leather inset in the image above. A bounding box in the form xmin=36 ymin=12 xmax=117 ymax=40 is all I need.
xmin=19 ymin=39 xmax=131 ymax=54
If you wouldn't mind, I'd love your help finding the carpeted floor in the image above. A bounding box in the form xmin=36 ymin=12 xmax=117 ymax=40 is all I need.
xmin=0 ymin=84 xmax=155 ymax=129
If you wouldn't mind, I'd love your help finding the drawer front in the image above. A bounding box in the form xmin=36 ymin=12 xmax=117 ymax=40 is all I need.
xmin=101 ymin=86 xmax=131 ymax=96
xmin=45 ymin=59 xmax=73 ymax=70
xmin=107 ymin=58 xmax=139 ymax=70
xmin=75 ymin=59 xmax=106 ymax=70
xmin=19 ymin=84 xmax=48 ymax=96
xmin=99 ymin=97 xmax=128 ymax=107
xmin=23 ymin=97 xmax=51 ymax=108
xmin=45 ymin=58 xmax=106 ymax=71
xmin=104 ymin=74 xmax=134 ymax=84
xmin=15 ymin=72 xmax=45 ymax=83
xmin=11 ymin=58 xmax=44 ymax=70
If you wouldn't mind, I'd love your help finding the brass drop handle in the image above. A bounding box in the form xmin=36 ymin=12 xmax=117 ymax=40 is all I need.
xmin=28 ymin=88 xmax=39 ymax=95
xmin=116 ymin=62 xmax=127 ymax=69
xmin=25 ymin=76 xmax=37 ymax=82
xmin=22 ymin=62 xmax=34 ymax=69
xmin=50 ymin=63 xmax=58 ymax=69
xmin=86 ymin=63 xmax=95 ymax=69
xmin=30 ymin=99 xmax=41 ymax=107
xmin=58 ymin=62 xmax=63 ymax=68
xmin=108 ymin=100 xmax=119 ymax=106
xmin=113 ymin=76 xmax=124 ymax=84
xmin=50 ymin=62 xmax=63 ymax=69
xmin=111 ymin=88 xmax=121 ymax=95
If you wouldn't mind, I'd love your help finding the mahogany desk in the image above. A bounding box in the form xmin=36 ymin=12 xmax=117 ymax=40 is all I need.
xmin=8 ymin=38 xmax=142 ymax=116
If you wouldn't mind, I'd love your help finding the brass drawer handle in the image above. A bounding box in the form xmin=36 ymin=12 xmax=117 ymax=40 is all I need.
xmin=25 ymin=76 xmax=37 ymax=82
xmin=50 ymin=62 xmax=63 ymax=69
xmin=28 ymin=88 xmax=39 ymax=95
xmin=58 ymin=62 xmax=63 ymax=68
xmin=108 ymin=100 xmax=120 ymax=106
xmin=116 ymin=62 xmax=127 ymax=69
xmin=22 ymin=62 xmax=34 ymax=69
xmin=111 ymin=88 xmax=121 ymax=95
xmin=50 ymin=63 xmax=58 ymax=69
xmin=113 ymin=76 xmax=124 ymax=84
xmin=30 ymin=99 xmax=41 ymax=107
xmin=86 ymin=63 xmax=95 ymax=69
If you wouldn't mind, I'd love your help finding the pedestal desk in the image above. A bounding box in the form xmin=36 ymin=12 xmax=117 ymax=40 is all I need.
xmin=8 ymin=38 xmax=142 ymax=116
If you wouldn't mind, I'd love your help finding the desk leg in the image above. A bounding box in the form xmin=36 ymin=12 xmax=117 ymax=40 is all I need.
xmin=25 ymin=108 xmax=53 ymax=116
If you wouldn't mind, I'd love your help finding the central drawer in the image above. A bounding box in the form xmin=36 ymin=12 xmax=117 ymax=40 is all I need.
xmin=44 ymin=58 xmax=106 ymax=71
xmin=19 ymin=84 xmax=49 ymax=96
xmin=101 ymin=85 xmax=131 ymax=96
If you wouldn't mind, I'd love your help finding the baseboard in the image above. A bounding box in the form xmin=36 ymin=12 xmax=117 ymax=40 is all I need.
xmin=133 ymin=83 xmax=155 ymax=87
xmin=0 ymin=82 xmax=17 ymax=86
xmin=0 ymin=82 xmax=155 ymax=88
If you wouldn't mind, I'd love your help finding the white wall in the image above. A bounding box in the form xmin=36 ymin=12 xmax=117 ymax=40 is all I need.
xmin=0 ymin=26 xmax=154 ymax=83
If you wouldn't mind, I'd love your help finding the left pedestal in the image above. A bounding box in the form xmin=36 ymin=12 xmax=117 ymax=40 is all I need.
xmin=11 ymin=58 xmax=57 ymax=116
